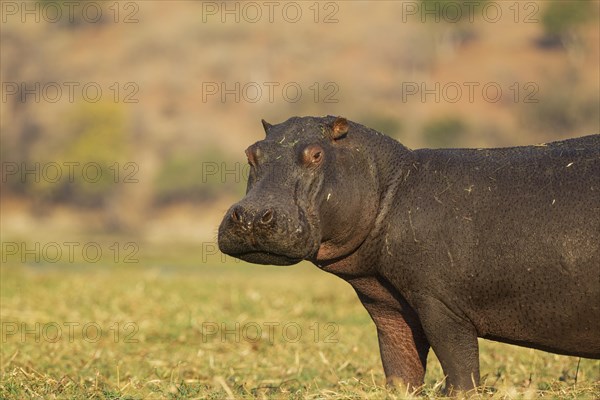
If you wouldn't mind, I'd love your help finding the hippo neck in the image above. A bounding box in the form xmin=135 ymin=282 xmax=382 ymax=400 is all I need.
xmin=367 ymin=135 xmax=416 ymax=240
xmin=316 ymin=127 xmax=416 ymax=272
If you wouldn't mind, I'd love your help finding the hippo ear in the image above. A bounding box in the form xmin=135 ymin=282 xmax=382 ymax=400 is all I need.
xmin=261 ymin=119 xmax=273 ymax=136
xmin=329 ymin=117 xmax=349 ymax=140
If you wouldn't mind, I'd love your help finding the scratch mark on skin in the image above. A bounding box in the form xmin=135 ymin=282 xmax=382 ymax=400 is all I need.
xmin=443 ymin=241 xmax=455 ymax=267
xmin=566 ymin=162 xmax=574 ymax=167
xmin=278 ymin=136 xmax=286 ymax=144
xmin=433 ymin=183 xmax=451 ymax=203
xmin=493 ymin=163 xmax=510 ymax=173
xmin=407 ymin=210 xmax=419 ymax=243
xmin=385 ymin=234 xmax=392 ymax=256
xmin=447 ymin=251 xmax=455 ymax=267
xmin=434 ymin=178 xmax=452 ymax=200
xmin=559 ymin=260 xmax=573 ymax=277
xmin=464 ymin=185 xmax=474 ymax=194
xmin=327 ymin=193 xmax=331 ymax=201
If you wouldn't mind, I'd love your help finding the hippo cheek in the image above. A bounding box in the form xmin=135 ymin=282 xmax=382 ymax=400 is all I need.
xmin=217 ymin=205 xmax=320 ymax=266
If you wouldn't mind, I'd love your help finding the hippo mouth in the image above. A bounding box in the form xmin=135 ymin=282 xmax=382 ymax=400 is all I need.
xmin=218 ymin=230 xmax=320 ymax=266
xmin=219 ymin=231 xmax=318 ymax=266
xmin=232 ymin=250 xmax=304 ymax=266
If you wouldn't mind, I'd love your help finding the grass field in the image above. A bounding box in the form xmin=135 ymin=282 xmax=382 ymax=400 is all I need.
xmin=1 ymin=244 xmax=598 ymax=399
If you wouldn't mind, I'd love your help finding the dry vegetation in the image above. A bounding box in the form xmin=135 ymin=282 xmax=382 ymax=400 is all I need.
xmin=1 ymin=257 xmax=599 ymax=399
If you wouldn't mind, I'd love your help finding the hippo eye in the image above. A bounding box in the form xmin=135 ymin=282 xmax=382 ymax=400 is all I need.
xmin=301 ymin=144 xmax=324 ymax=167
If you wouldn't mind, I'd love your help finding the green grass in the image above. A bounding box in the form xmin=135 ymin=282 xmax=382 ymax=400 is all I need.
xmin=1 ymin=251 xmax=598 ymax=399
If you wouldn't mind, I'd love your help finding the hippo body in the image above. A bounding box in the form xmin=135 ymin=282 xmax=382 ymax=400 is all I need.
xmin=218 ymin=116 xmax=600 ymax=392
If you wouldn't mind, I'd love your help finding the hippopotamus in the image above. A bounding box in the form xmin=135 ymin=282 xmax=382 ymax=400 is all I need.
xmin=218 ymin=116 xmax=600 ymax=393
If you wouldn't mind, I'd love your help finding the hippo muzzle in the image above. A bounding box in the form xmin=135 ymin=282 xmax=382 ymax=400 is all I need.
xmin=218 ymin=197 xmax=319 ymax=265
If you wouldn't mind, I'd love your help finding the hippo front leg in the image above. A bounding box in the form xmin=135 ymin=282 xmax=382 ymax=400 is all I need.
xmin=372 ymin=310 xmax=430 ymax=389
xmin=352 ymin=278 xmax=430 ymax=390
xmin=413 ymin=294 xmax=480 ymax=394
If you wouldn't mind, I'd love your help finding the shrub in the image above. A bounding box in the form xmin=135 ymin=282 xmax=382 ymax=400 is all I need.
xmin=360 ymin=115 xmax=403 ymax=138
xmin=519 ymin=82 xmax=599 ymax=137
xmin=539 ymin=0 xmax=593 ymax=48
xmin=154 ymin=147 xmax=243 ymax=205
xmin=421 ymin=117 xmax=467 ymax=148
xmin=52 ymin=102 xmax=129 ymax=207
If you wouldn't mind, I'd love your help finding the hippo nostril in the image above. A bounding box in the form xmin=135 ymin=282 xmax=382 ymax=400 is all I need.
xmin=231 ymin=207 xmax=244 ymax=224
xmin=260 ymin=209 xmax=274 ymax=225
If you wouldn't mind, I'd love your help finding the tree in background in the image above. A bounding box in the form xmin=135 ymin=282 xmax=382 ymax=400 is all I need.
xmin=539 ymin=0 xmax=593 ymax=49
xmin=421 ymin=116 xmax=467 ymax=148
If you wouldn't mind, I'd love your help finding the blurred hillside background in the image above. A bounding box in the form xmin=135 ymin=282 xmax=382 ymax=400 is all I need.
xmin=1 ymin=0 xmax=599 ymax=250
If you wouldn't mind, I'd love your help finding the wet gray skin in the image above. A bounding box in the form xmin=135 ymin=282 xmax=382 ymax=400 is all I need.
xmin=218 ymin=116 xmax=600 ymax=394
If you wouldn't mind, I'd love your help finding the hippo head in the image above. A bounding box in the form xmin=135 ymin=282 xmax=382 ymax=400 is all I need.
xmin=218 ymin=116 xmax=379 ymax=266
